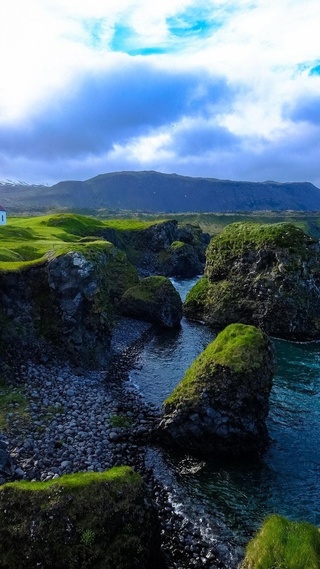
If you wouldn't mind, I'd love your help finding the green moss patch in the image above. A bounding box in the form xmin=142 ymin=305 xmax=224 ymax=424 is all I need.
xmin=0 ymin=466 xmax=160 ymax=569
xmin=0 ymin=386 xmax=29 ymax=431
xmin=206 ymin=222 xmax=317 ymax=277
xmin=0 ymin=214 xmax=160 ymax=272
xmin=241 ymin=514 xmax=320 ymax=569
xmin=122 ymin=276 xmax=169 ymax=303
xmin=164 ymin=323 xmax=267 ymax=407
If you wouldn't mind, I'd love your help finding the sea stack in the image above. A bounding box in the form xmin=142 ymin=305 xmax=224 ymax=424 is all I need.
xmin=158 ymin=323 xmax=275 ymax=455
xmin=184 ymin=222 xmax=320 ymax=340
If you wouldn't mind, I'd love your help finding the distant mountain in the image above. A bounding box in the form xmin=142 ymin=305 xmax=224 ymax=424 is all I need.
xmin=1 ymin=171 xmax=320 ymax=213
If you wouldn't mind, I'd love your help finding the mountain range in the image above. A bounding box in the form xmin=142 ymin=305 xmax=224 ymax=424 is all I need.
xmin=1 ymin=171 xmax=320 ymax=213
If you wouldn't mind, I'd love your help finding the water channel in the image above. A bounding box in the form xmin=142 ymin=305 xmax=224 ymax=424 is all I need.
xmin=130 ymin=277 xmax=320 ymax=560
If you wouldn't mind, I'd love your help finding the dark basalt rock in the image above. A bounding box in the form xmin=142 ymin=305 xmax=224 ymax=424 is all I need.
xmin=184 ymin=222 xmax=320 ymax=340
xmin=0 ymin=467 xmax=163 ymax=569
xmin=0 ymin=246 xmax=139 ymax=368
xmin=120 ymin=276 xmax=183 ymax=328
xmin=101 ymin=220 xmax=209 ymax=278
xmin=158 ymin=323 xmax=275 ymax=455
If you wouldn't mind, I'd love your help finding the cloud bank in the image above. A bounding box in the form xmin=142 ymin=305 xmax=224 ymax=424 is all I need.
xmin=1 ymin=0 xmax=320 ymax=186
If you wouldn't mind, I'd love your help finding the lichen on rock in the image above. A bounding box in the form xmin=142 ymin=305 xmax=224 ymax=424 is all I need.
xmin=0 ymin=466 xmax=162 ymax=569
xmin=158 ymin=323 xmax=275 ymax=455
xmin=184 ymin=221 xmax=320 ymax=340
xmin=120 ymin=276 xmax=183 ymax=328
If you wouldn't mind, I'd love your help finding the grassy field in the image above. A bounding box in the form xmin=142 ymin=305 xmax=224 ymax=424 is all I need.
xmin=1 ymin=211 xmax=320 ymax=272
xmin=0 ymin=214 xmax=158 ymax=271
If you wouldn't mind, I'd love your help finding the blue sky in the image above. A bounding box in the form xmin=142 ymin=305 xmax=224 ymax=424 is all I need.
xmin=1 ymin=0 xmax=320 ymax=186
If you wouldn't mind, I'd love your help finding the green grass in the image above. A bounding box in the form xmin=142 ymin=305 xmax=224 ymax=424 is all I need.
xmin=0 ymin=214 xmax=159 ymax=272
xmin=164 ymin=323 xmax=267 ymax=407
xmin=3 ymin=466 xmax=139 ymax=493
xmin=241 ymin=514 xmax=320 ymax=569
xmin=109 ymin=414 xmax=131 ymax=428
xmin=0 ymin=386 xmax=29 ymax=430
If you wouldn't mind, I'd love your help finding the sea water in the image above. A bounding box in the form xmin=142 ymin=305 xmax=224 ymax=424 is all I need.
xmin=130 ymin=277 xmax=320 ymax=553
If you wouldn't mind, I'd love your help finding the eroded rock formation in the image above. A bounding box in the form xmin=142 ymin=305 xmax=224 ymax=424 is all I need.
xmin=184 ymin=222 xmax=320 ymax=340
xmin=158 ymin=323 xmax=275 ymax=455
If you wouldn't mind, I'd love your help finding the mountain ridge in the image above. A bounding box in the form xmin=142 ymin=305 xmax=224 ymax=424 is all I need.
xmin=1 ymin=170 xmax=320 ymax=212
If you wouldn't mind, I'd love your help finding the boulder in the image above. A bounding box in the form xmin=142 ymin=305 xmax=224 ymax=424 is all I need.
xmin=159 ymin=241 xmax=203 ymax=278
xmin=0 ymin=466 xmax=162 ymax=569
xmin=184 ymin=222 xmax=320 ymax=340
xmin=120 ymin=276 xmax=183 ymax=328
xmin=158 ymin=323 xmax=275 ymax=455
xmin=240 ymin=514 xmax=320 ymax=569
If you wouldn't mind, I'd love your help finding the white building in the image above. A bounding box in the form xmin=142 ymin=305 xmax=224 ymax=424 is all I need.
xmin=0 ymin=206 xmax=6 ymax=225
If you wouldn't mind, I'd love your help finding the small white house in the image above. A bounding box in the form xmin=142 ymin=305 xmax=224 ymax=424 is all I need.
xmin=0 ymin=206 xmax=6 ymax=225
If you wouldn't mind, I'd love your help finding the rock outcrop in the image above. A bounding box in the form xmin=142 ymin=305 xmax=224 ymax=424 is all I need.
xmin=158 ymin=323 xmax=275 ymax=455
xmin=120 ymin=276 xmax=183 ymax=328
xmin=240 ymin=514 xmax=320 ymax=569
xmin=184 ymin=222 xmax=320 ymax=340
xmin=100 ymin=220 xmax=209 ymax=277
xmin=0 ymin=244 xmax=139 ymax=368
xmin=0 ymin=466 xmax=162 ymax=569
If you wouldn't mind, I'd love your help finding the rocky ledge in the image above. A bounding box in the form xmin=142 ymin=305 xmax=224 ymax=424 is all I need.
xmin=158 ymin=323 xmax=275 ymax=455
xmin=184 ymin=222 xmax=320 ymax=340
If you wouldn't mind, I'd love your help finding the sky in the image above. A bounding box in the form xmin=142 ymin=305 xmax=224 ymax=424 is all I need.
xmin=1 ymin=0 xmax=320 ymax=186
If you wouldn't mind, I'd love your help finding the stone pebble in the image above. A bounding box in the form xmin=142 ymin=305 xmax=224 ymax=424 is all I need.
xmin=1 ymin=350 xmax=236 ymax=568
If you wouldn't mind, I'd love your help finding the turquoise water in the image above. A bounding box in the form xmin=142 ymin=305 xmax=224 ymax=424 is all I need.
xmin=130 ymin=278 xmax=320 ymax=548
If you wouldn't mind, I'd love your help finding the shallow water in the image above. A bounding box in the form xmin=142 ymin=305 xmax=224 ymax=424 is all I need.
xmin=130 ymin=277 xmax=320 ymax=551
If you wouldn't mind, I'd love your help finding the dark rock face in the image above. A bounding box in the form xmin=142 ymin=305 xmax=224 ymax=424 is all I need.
xmin=101 ymin=220 xmax=209 ymax=277
xmin=0 ymin=467 xmax=163 ymax=569
xmin=120 ymin=276 xmax=183 ymax=328
xmin=158 ymin=324 xmax=275 ymax=455
xmin=0 ymin=247 xmax=139 ymax=368
xmin=46 ymin=251 xmax=113 ymax=367
xmin=184 ymin=222 xmax=320 ymax=340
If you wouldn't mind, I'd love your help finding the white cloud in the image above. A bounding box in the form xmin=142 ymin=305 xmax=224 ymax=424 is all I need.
xmin=1 ymin=0 xmax=320 ymax=185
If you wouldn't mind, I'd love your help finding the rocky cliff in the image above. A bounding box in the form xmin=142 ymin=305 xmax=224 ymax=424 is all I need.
xmin=100 ymin=219 xmax=209 ymax=277
xmin=0 ymin=466 xmax=162 ymax=569
xmin=184 ymin=222 xmax=320 ymax=340
xmin=158 ymin=323 xmax=275 ymax=456
xmin=0 ymin=244 xmax=139 ymax=369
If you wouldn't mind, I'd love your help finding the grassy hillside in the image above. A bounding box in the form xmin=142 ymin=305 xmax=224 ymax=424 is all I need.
xmin=0 ymin=214 xmax=158 ymax=271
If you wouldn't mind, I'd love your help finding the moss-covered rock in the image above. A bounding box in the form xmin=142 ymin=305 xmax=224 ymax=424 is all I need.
xmin=120 ymin=276 xmax=183 ymax=328
xmin=158 ymin=323 xmax=275 ymax=455
xmin=100 ymin=220 xmax=208 ymax=277
xmin=240 ymin=514 xmax=320 ymax=569
xmin=0 ymin=466 xmax=162 ymax=569
xmin=184 ymin=222 xmax=320 ymax=340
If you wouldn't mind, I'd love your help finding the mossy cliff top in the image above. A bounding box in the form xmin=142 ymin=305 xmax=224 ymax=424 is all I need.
xmin=164 ymin=323 xmax=269 ymax=407
xmin=240 ymin=514 xmax=320 ymax=569
xmin=0 ymin=466 xmax=161 ymax=569
xmin=0 ymin=213 xmax=159 ymax=272
xmin=205 ymin=221 xmax=317 ymax=277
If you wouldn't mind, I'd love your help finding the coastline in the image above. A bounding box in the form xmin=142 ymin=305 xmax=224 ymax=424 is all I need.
xmin=0 ymin=315 xmax=240 ymax=568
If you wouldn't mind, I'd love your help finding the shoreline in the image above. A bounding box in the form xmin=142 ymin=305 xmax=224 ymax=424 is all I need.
xmin=0 ymin=316 xmax=239 ymax=569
